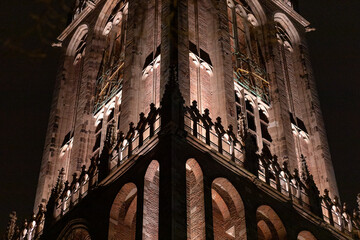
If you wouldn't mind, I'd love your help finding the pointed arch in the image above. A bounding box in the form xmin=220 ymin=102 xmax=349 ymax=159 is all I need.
xmin=94 ymin=0 xmax=128 ymax=34
xmin=256 ymin=205 xmax=287 ymax=240
xmin=297 ymin=231 xmax=317 ymax=240
xmin=186 ymin=158 xmax=206 ymax=240
xmin=57 ymin=221 xmax=91 ymax=240
xmin=93 ymin=0 xmax=128 ymax=113
xmin=66 ymin=24 xmax=89 ymax=57
xmin=61 ymin=228 xmax=91 ymax=240
xmin=274 ymin=13 xmax=300 ymax=45
xmin=227 ymin=0 xmax=266 ymax=25
xmin=109 ymin=183 xmax=137 ymax=240
xmin=143 ymin=160 xmax=160 ymax=240
xmin=212 ymin=178 xmax=246 ymax=240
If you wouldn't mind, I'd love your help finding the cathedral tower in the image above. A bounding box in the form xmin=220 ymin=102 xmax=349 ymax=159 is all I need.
xmin=13 ymin=0 xmax=359 ymax=239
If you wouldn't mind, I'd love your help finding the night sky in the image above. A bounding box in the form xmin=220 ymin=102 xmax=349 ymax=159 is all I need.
xmin=0 ymin=0 xmax=359 ymax=234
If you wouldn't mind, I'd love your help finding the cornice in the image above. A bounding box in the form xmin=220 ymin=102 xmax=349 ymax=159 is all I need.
xmin=57 ymin=2 xmax=96 ymax=42
xmin=268 ymin=0 xmax=310 ymax=27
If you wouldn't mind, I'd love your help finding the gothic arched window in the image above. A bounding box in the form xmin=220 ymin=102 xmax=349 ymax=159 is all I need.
xmin=227 ymin=0 xmax=269 ymax=103
xmin=74 ymin=32 xmax=88 ymax=65
xmin=94 ymin=0 xmax=128 ymax=113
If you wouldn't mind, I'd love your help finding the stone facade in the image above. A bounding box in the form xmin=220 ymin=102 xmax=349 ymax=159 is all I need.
xmin=7 ymin=0 xmax=359 ymax=239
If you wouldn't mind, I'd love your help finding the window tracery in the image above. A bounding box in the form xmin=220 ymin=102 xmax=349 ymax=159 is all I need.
xmin=235 ymin=89 xmax=272 ymax=151
xmin=228 ymin=0 xmax=269 ymax=103
xmin=73 ymin=32 xmax=88 ymax=65
xmin=94 ymin=0 xmax=128 ymax=113
xmin=275 ymin=22 xmax=293 ymax=52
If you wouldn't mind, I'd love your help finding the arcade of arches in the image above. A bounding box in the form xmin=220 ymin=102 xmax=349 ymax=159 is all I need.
xmin=103 ymin=159 xmax=318 ymax=239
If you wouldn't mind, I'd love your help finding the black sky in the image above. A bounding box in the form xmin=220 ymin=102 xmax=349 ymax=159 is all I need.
xmin=0 ymin=0 xmax=359 ymax=234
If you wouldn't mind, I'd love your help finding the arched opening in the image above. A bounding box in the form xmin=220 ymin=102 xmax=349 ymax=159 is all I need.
xmin=274 ymin=13 xmax=318 ymax=189
xmin=186 ymin=158 xmax=206 ymax=240
xmin=61 ymin=228 xmax=91 ymax=240
xmin=212 ymin=178 xmax=246 ymax=240
xmin=297 ymin=231 xmax=317 ymax=240
xmin=256 ymin=205 xmax=287 ymax=240
xmin=109 ymin=183 xmax=137 ymax=240
xmin=67 ymin=24 xmax=89 ymax=58
xmin=93 ymin=0 xmax=128 ymax=113
xmin=56 ymin=24 xmax=89 ymax=179
xmin=143 ymin=160 xmax=160 ymax=240
xmin=228 ymin=0 xmax=269 ymax=104
xmin=58 ymin=223 xmax=91 ymax=240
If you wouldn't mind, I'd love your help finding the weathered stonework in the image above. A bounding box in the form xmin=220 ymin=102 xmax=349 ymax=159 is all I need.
xmin=14 ymin=0 xmax=353 ymax=239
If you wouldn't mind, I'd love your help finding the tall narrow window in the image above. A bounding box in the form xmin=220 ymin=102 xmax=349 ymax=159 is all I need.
xmin=275 ymin=21 xmax=298 ymax=114
xmin=228 ymin=0 xmax=269 ymax=103
xmin=230 ymin=1 xmax=272 ymax=152
xmin=245 ymin=99 xmax=256 ymax=132
xmin=94 ymin=1 xmax=128 ymax=113
xmin=259 ymin=109 xmax=271 ymax=142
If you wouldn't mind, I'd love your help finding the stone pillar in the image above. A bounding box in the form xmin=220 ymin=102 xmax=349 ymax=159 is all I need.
xmin=203 ymin=176 xmax=214 ymax=240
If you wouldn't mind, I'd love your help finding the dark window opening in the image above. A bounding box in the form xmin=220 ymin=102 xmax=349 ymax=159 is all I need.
xmin=93 ymin=133 xmax=101 ymax=152
xmin=61 ymin=131 xmax=73 ymax=147
xmin=247 ymin=113 xmax=256 ymax=131
xmin=236 ymin=105 xmax=242 ymax=120
xmin=246 ymin=100 xmax=254 ymax=113
xmin=261 ymin=123 xmax=272 ymax=142
xmin=235 ymin=91 xmax=241 ymax=104
xmin=143 ymin=52 xmax=154 ymax=69
xmin=259 ymin=110 xmax=269 ymax=123
xmin=296 ymin=117 xmax=308 ymax=134
xmin=200 ymin=49 xmax=212 ymax=66
xmin=108 ymin=109 xmax=114 ymax=122
xmin=117 ymin=114 xmax=121 ymax=130
xmin=96 ymin=119 xmax=103 ymax=133
xmin=189 ymin=41 xmax=198 ymax=56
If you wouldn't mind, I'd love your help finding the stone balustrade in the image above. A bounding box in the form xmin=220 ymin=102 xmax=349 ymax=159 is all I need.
xmin=4 ymin=102 xmax=360 ymax=239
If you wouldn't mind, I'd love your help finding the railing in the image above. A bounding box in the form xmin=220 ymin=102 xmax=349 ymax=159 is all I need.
xmin=109 ymin=116 xmax=161 ymax=173
xmin=54 ymin=172 xmax=92 ymax=220
xmin=184 ymin=101 xmax=315 ymax=214
xmin=8 ymin=101 xmax=360 ymax=239
xmin=257 ymin=156 xmax=312 ymax=211
xmin=48 ymin=104 xmax=161 ymax=223
xmin=184 ymin=114 xmax=243 ymax=163
xmin=10 ymin=205 xmax=45 ymax=240
xmin=321 ymin=193 xmax=355 ymax=234
xmin=184 ymin=100 xmax=360 ymax=236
